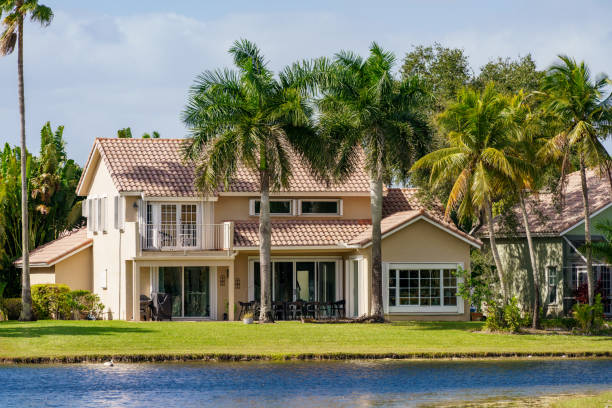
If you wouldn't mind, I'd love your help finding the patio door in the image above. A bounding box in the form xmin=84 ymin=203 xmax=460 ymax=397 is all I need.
xmin=157 ymin=266 xmax=211 ymax=318
xmin=296 ymin=262 xmax=316 ymax=301
xmin=273 ymin=262 xmax=294 ymax=302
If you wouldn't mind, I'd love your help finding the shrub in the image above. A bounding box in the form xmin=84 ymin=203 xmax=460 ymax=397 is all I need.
xmin=3 ymin=298 xmax=22 ymax=320
xmin=572 ymin=294 xmax=605 ymax=334
xmin=484 ymin=300 xmax=506 ymax=331
xmin=31 ymin=284 xmax=71 ymax=320
xmin=68 ymin=290 xmax=104 ymax=319
xmin=503 ymin=297 xmax=522 ymax=333
xmin=541 ymin=317 xmax=577 ymax=331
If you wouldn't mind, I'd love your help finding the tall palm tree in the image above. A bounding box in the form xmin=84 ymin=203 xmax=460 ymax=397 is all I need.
xmin=504 ymin=92 xmax=550 ymax=327
xmin=540 ymin=55 xmax=612 ymax=305
xmin=1 ymin=0 xmax=53 ymax=321
xmin=412 ymin=84 xmax=515 ymax=303
xmin=183 ymin=39 xmax=320 ymax=322
xmin=316 ymin=43 xmax=432 ymax=318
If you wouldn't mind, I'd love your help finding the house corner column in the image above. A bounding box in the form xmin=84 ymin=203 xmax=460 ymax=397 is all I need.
xmin=132 ymin=261 xmax=141 ymax=321
xmin=228 ymin=262 xmax=235 ymax=321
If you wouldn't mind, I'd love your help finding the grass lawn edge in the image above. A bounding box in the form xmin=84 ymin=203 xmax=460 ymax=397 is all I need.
xmin=2 ymin=351 xmax=611 ymax=365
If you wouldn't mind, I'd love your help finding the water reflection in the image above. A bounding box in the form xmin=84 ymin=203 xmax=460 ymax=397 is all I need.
xmin=0 ymin=359 xmax=610 ymax=407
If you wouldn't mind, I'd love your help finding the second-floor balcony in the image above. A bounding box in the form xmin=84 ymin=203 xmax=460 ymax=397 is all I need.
xmin=141 ymin=223 xmax=232 ymax=251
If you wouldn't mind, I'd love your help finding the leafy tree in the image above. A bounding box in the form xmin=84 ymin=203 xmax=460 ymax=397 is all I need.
xmin=539 ymin=55 xmax=612 ymax=305
xmin=317 ymin=43 xmax=432 ymax=318
xmin=142 ymin=131 xmax=160 ymax=139
xmin=412 ymin=84 xmax=516 ymax=303
xmin=474 ymin=55 xmax=544 ymax=95
xmin=117 ymin=127 xmax=133 ymax=138
xmin=182 ymin=39 xmax=321 ymax=322
xmin=1 ymin=0 xmax=53 ymax=321
xmin=0 ymin=123 xmax=82 ymax=298
xmin=401 ymin=43 xmax=472 ymax=111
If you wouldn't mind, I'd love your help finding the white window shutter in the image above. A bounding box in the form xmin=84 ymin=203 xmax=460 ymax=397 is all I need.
xmin=114 ymin=196 xmax=119 ymax=230
xmin=95 ymin=198 xmax=101 ymax=232
xmin=100 ymin=197 xmax=107 ymax=232
xmin=86 ymin=199 xmax=93 ymax=232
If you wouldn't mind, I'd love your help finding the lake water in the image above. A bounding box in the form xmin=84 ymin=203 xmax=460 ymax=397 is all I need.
xmin=0 ymin=359 xmax=610 ymax=407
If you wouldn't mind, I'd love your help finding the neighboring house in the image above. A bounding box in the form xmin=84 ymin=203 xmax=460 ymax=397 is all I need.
xmin=479 ymin=170 xmax=612 ymax=317
xmin=15 ymin=227 xmax=93 ymax=291
xmin=18 ymin=138 xmax=481 ymax=321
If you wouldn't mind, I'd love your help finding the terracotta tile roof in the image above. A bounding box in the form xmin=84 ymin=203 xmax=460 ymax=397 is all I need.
xmin=14 ymin=227 xmax=91 ymax=267
xmin=234 ymin=219 xmax=371 ymax=247
xmin=480 ymin=170 xmax=612 ymax=238
xmin=232 ymin=188 xmax=481 ymax=248
xmin=82 ymin=138 xmax=370 ymax=196
xmin=348 ymin=209 xmax=482 ymax=247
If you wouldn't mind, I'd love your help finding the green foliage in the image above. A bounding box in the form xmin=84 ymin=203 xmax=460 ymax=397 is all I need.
xmin=117 ymin=127 xmax=133 ymax=138
xmin=401 ymin=43 xmax=471 ymax=110
xmin=67 ymin=290 xmax=104 ymax=319
xmin=3 ymin=297 xmax=21 ymax=320
xmin=0 ymin=0 xmax=53 ymax=57
xmin=503 ymin=297 xmax=523 ymax=333
xmin=454 ymin=262 xmax=494 ymax=313
xmin=484 ymin=300 xmax=506 ymax=332
xmin=0 ymin=123 xmax=83 ymax=297
xmin=572 ymin=294 xmax=604 ymax=334
xmin=587 ymin=220 xmax=612 ymax=264
xmin=141 ymin=130 xmax=160 ymax=139
xmin=474 ymin=55 xmax=544 ymax=95
xmin=541 ymin=317 xmax=577 ymax=331
xmin=31 ymin=283 xmax=70 ymax=319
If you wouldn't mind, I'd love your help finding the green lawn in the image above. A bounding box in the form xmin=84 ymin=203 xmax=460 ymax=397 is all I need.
xmin=0 ymin=320 xmax=610 ymax=361
xmin=551 ymin=391 xmax=612 ymax=408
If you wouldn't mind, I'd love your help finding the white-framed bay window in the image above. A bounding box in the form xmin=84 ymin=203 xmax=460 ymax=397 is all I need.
xmin=143 ymin=202 xmax=201 ymax=249
xmin=383 ymin=263 xmax=464 ymax=314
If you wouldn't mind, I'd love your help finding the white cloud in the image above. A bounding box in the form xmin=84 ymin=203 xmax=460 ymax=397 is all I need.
xmin=0 ymin=4 xmax=611 ymax=164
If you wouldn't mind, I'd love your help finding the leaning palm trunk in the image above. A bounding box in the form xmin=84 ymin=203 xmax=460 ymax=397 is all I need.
xmin=17 ymin=7 xmax=33 ymax=321
xmin=579 ymin=158 xmax=594 ymax=305
xmin=485 ymin=198 xmax=507 ymax=303
xmin=258 ymin=170 xmax=273 ymax=322
xmin=369 ymin=173 xmax=384 ymax=318
xmin=519 ymin=191 xmax=540 ymax=328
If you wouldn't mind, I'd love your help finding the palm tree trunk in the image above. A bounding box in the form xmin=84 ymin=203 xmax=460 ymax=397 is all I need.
xmin=17 ymin=6 xmax=33 ymax=322
xmin=369 ymin=172 xmax=384 ymax=319
xmin=485 ymin=198 xmax=507 ymax=304
xmin=579 ymin=157 xmax=594 ymax=305
xmin=519 ymin=191 xmax=540 ymax=329
xmin=258 ymin=169 xmax=273 ymax=322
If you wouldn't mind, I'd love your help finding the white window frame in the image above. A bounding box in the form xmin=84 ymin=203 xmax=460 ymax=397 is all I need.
xmin=297 ymin=199 xmax=343 ymax=216
xmin=547 ymin=265 xmax=559 ymax=305
xmin=383 ymin=262 xmax=464 ymax=314
xmin=249 ymin=198 xmax=294 ymax=216
xmin=143 ymin=202 xmax=202 ymax=250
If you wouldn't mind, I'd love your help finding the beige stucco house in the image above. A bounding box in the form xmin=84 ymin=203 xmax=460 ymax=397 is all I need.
xmin=19 ymin=138 xmax=481 ymax=321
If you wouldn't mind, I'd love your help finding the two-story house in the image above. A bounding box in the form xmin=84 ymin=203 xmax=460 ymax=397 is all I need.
xmin=18 ymin=138 xmax=481 ymax=321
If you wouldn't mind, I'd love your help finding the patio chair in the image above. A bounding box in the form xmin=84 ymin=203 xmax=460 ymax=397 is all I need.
xmin=150 ymin=292 xmax=172 ymax=321
xmin=304 ymin=302 xmax=317 ymax=319
xmin=287 ymin=301 xmax=303 ymax=320
xmin=317 ymin=302 xmax=331 ymax=320
xmin=139 ymin=295 xmax=152 ymax=321
xmin=272 ymin=301 xmax=286 ymax=321
xmin=333 ymin=300 xmax=346 ymax=319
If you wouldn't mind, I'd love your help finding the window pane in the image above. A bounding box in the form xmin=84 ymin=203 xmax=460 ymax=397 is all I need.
xmin=318 ymin=262 xmax=336 ymax=303
xmin=254 ymin=262 xmax=261 ymax=302
xmin=301 ymin=201 xmax=338 ymax=214
xmin=443 ymin=269 xmax=457 ymax=306
xmin=388 ymin=288 xmax=396 ymax=306
xmin=255 ymin=200 xmax=291 ymax=214
xmin=296 ymin=262 xmax=315 ymax=301
xmin=181 ymin=204 xmax=197 ymax=247
xmin=274 ymin=262 xmax=293 ymax=302
xmin=160 ymin=204 xmax=177 ymax=247
xmin=184 ymin=266 xmax=209 ymax=317
xmin=158 ymin=267 xmax=182 ymax=317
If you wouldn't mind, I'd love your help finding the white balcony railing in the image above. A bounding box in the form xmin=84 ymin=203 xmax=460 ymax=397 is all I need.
xmin=141 ymin=223 xmax=231 ymax=251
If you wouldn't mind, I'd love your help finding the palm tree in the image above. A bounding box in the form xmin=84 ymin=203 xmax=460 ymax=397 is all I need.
xmin=540 ymin=56 xmax=612 ymax=305
xmin=412 ymin=84 xmax=515 ymax=303
xmin=504 ymin=92 xmax=550 ymax=327
xmin=316 ymin=43 xmax=432 ymax=318
xmin=1 ymin=0 xmax=53 ymax=321
xmin=183 ymin=39 xmax=320 ymax=322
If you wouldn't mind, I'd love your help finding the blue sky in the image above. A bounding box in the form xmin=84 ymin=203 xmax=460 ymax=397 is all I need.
xmin=1 ymin=0 xmax=611 ymax=164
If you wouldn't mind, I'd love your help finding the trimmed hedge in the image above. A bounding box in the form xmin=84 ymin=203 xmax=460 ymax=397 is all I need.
xmin=3 ymin=298 xmax=22 ymax=320
xmin=30 ymin=284 xmax=104 ymax=320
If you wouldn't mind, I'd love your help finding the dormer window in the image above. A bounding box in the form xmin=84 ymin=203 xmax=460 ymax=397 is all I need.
xmin=299 ymin=199 xmax=342 ymax=216
xmin=249 ymin=199 xmax=293 ymax=216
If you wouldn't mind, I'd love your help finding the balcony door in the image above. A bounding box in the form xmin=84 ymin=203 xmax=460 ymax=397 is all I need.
xmin=144 ymin=203 xmax=200 ymax=249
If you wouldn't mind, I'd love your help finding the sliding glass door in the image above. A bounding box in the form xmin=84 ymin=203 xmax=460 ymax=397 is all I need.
xmin=158 ymin=266 xmax=210 ymax=318
xmin=252 ymin=260 xmax=338 ymax=303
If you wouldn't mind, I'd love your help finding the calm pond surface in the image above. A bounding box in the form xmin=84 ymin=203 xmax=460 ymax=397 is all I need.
xmin=0 ymin=359 xmax=610 ymax=407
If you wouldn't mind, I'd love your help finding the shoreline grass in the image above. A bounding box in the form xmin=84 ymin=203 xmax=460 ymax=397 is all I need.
xmin=0 ymin=320 xmax=610 ymax=364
